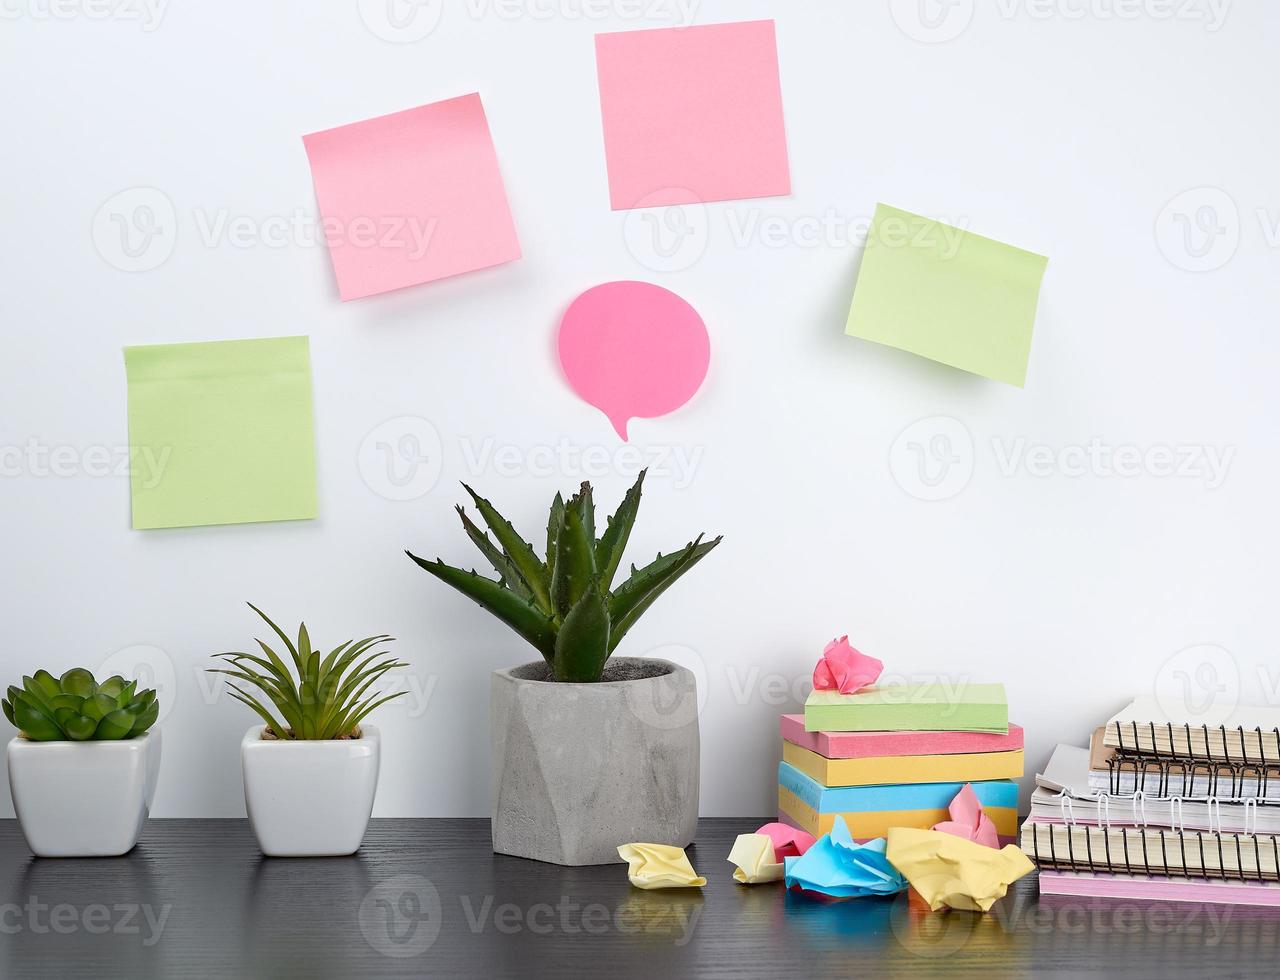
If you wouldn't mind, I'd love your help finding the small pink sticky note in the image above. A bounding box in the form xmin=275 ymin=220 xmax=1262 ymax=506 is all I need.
xmin=594 ymin=20 xmax=791 ymax=210
xmin=557 ymin=281 xmax=710 ymax=439
xmin=932 ymin=784 xmax=1000 ymax=850
xmin=755 ymin=822 xmax=815 ymax=860
xmin=302 ymin=94 xmax=521 ymax=300
xmin=812 ymin=637 xmax=883 ymax=695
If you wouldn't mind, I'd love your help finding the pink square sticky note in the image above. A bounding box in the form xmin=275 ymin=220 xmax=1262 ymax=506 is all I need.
xmin=594 ymin=20 xmax=791 ymax=211
xmin=302 ymin=94 xmax=521 ymax=300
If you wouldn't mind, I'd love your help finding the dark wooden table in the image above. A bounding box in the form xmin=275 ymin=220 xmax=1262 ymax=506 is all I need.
xmin=1 ymin=818 xmax=1277 ymax=978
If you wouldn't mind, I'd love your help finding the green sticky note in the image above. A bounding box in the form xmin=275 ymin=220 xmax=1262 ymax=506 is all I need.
xmin=845 ymin=203 xmax=1048 ymax=386
xmin=124 ymin=336 xmax=317 ymax=530
xmin=804 ymin=683 xmax=1008 ymax=734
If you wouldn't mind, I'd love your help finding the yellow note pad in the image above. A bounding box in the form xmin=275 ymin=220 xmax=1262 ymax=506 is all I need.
xmin=124 ymin=336 xmax=317 ymax=530
xmin=782 ymin=742 xmax=1024 ymax=787
xmin=778 ymin=788 xmax=1018 ymax=842
xmin=845 ymin=203 xmax=1048 ymax=386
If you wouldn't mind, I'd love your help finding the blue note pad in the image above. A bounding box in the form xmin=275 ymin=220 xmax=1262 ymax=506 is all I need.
xmin=779 ymin=762 xmax=1019 ymax=813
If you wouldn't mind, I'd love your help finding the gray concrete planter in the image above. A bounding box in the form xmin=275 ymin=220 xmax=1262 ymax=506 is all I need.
xmin=490 ymin=657 xmax=699 ymax=866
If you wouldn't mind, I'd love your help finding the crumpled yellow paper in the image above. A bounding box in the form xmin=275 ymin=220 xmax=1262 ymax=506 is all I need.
xmin=886 ymin=827 xmax=1034 ymax=912
xmin=727 ymin=833 xmax=783 ymax=884
xmin=617 ymin=843 xmax=707 ymax=890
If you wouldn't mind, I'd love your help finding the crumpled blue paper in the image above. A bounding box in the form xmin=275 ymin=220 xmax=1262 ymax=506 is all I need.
xmin=783 ymin=816 xmax=908 ymax=899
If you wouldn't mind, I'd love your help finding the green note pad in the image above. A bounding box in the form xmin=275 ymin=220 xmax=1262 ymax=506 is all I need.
xmin=845 ymin=203 xmax=1048 ymax=387
xmin=124 ymin=336 xmax=317 ymax=530
xmin=804 ymin=683 xmax=1008 ymax=734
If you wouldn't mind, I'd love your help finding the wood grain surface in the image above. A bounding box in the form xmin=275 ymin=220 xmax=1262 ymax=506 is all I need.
xmin=1 ymin=818 xmax=1277 ymax=978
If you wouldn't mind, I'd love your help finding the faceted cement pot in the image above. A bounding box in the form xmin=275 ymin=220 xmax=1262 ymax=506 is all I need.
xmin=491 ymin=657 xmax=699 ymax=866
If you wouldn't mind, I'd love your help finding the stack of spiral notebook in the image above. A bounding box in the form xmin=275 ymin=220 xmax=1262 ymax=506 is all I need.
xmin=1021 ymin=697 xmax=1280 ymax=906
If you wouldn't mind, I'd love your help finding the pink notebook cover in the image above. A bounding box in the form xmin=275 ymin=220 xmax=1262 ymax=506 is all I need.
xmin=1039 ymin=871 xmax=1280 ymax=908
xmin=780 ymin=715 xmax=1024 ymax=759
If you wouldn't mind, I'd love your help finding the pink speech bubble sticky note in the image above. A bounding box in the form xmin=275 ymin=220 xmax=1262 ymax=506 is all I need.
xmin=594 ymin=20 xmax=791 ymax=210
xmin=302 ymin=93 xmax=521 ymax=300
xmin=557 ymin=281 xmax=709 ymax=440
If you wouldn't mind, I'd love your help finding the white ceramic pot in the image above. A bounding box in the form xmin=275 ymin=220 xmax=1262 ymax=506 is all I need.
xmin=241 ymin=725 xmax=381 ymax=857
xmin=6 ymin=730 xmax=162 ymax=857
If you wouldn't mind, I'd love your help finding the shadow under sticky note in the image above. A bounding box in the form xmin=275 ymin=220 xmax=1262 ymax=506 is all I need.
xmin=123 ymin=336 xmax=317 ymax=530
xmin=302 ymin=94 xmax=521 ymax=300
xmin=845 ymin=203 xmax=1048 ymax=386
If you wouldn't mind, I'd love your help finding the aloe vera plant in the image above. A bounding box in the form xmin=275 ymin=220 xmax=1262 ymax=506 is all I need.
xmin=3 ymin=669 xmax=159 ymax=741
xmin=211 ymin=604 xmax=408 ymax=740
xmin=406 ymin=471 xmax=721 ymax=682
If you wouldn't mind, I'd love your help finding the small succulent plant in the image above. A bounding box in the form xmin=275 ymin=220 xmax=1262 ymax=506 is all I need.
xmin=406 ymin=471 xmax=721 ymax=682
xmin=3 ymin=669 xmax=159 ymax=741
xmin=211 ymin=604 xmax=408 ymax=740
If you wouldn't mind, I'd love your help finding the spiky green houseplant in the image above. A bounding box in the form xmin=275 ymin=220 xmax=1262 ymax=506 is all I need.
xmin=211 ymin=604 xmax=408 ymax=740
xmin=406 ymin=471 xmax=721 ymax=682
xmin=3 ymin=669 xmax=159 ymax=741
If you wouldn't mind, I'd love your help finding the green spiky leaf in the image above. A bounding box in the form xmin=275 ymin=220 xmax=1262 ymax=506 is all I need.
xmin=462 ymin=485 xmax=552 ymax=614
xmin=551 ymin=495 xmax=596 ymax=618
xmin=595 ymin=469 xmax=645 ymax=591
xmin=456 ymin=506 xmax=534 ymax=601
xmin=406 ymin=553 xmax=555 ymax=661
xmin=209 ymin=606 xmax=408 ymax=740
xmin=609 ymin=535 xmax=722 ymax=652
xmin=409 ymin=480 xmax=720 ymax=682
xmin=553 ymin=587 xmax=611 ymax=682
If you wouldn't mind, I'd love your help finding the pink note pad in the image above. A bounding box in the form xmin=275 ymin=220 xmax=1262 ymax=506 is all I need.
xmin=1039 ymin=871 xmax=1280 ymax=908
xmin=780 ymin=715 xmax=1025 ymax=759
xmin=302 ymin=94 xmax=521 ymax=300
xmin=594 ymin=20 xmax=791 ymax=210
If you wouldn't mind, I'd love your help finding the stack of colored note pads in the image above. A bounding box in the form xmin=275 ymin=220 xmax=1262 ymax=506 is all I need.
xmin=778 ymin=683 xmax=1023 ymax=844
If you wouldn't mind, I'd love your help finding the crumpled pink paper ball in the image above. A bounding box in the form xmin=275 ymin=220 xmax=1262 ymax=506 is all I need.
xmin=931 ymin=783 xmax=1000 ymax=849
xmin=812 ymin=636 xmax=883 ymax=694
xmin=754 ymin=822 xmax=816 ymax=860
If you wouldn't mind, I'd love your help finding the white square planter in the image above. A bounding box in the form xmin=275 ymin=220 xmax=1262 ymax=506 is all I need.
xmin=241 ymin=725 xmax=381 ymax=857
xmin=6 ymin=730 xmax=162 ymax=857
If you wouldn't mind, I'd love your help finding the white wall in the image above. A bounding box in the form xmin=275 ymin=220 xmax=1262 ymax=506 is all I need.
xmin=1 ymin=0 xmax=1276 ymax=818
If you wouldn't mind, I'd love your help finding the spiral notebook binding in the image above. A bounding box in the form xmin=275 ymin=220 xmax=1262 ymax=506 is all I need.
xmin=1026 ymin=820 xmax=1280 ymax=884
xmin=1112 ymin=720 xmax=1280 ymax=766
xmin=1105 ymin=751 xmax=1280 ymax=800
